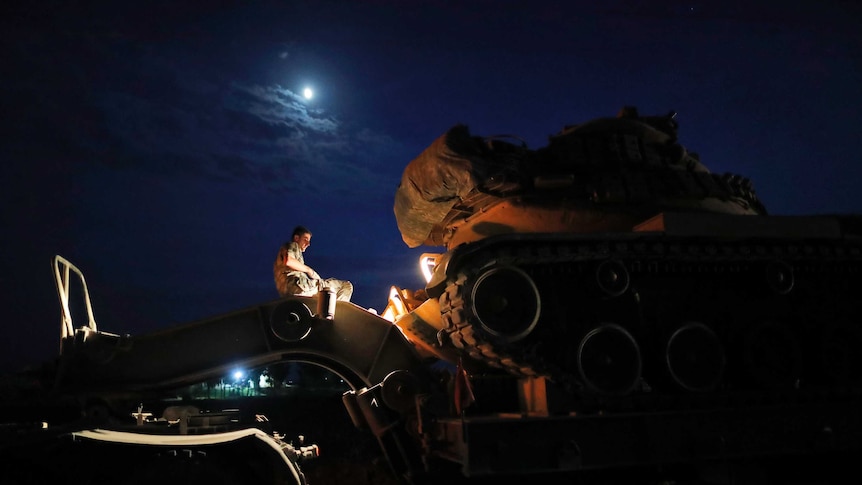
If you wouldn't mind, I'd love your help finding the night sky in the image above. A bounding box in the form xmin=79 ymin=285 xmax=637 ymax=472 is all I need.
xmin=2 ymin=0 xmax=861 ymax=371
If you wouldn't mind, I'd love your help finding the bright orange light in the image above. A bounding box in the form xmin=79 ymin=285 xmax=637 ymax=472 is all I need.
xmin=419 ymin=253 xmax=441 ymax=283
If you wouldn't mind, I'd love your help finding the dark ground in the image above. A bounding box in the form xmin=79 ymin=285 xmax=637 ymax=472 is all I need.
xmin=0 ymin=366 xmax=855 ymax=485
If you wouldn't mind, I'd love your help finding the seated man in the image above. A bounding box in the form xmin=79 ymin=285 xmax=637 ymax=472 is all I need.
xmin=273 ymin=225 xmax=353 ymax=301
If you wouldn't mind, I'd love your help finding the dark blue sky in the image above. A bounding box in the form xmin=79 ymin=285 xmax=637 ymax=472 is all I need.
xmin=2 ymin=0 xmax=861 ymax=370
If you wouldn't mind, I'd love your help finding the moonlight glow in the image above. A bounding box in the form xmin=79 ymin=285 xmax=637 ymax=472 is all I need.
xmin=303 ymin=87 xmax=313 ymax=100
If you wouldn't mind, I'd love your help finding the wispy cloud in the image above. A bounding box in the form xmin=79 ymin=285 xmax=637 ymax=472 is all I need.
xmin=235 ymin=83 xmax=339 ymax=134
xmin=92 ymin=70 xmax=407 ymax=199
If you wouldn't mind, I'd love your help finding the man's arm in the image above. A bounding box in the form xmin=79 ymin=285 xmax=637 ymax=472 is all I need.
xmin=284 ymin=254 xmax=321 ymax=280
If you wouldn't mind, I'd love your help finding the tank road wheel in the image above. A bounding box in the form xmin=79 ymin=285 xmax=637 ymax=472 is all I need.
xmin=665 ymin=322 xmax=726 ymax=392
xmin=577 ymin=323 xmax=642 ymax=396
xmin=439 ymin=265 xmax=545 ymax=377
xmin=469 ymin=265 xmax=541 ymax=343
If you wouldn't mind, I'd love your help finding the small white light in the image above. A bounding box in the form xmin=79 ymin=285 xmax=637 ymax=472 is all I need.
xmin=303 ymin=87 xmax=313 ymax=100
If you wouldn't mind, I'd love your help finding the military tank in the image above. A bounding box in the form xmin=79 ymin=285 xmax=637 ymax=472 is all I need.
xmin=393 ymin=107 xmax=862 ymax=408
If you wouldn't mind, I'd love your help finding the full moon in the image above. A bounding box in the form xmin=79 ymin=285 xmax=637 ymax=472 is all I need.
xmin=303 ymin=87 xmax=313 ymax=100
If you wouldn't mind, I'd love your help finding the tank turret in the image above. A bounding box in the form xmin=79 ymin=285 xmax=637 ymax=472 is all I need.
xmin=395 ymin=106 xmax=765 ymax=251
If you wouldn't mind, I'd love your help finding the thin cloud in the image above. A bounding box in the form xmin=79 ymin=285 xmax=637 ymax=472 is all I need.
xmin=234 ymin=83 xmax=339 ymax=134
xmin=89 ymin=65 xmax=407 ymax=199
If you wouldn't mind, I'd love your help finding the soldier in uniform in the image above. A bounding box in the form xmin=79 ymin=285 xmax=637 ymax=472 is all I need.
xmin=273 ymin=225 xmax=354 ymax=301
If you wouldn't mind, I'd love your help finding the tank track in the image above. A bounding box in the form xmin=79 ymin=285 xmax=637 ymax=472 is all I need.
xmin=438 ymin=229 xmax=862 ymax=400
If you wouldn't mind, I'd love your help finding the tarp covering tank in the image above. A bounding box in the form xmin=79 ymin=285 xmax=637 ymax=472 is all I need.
xmin=394 ymin=107 xmax=766 ymax=249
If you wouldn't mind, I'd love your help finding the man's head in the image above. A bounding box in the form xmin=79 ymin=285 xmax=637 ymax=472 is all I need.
xmin=292 ymin=225 xmax=312 ymax=252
